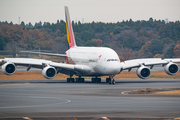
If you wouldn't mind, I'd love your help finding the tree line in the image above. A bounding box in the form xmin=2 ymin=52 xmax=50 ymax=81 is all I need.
xmin=0 ymin=18 xmax=180 ymax=60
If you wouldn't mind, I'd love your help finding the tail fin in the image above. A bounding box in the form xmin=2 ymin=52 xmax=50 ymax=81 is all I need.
xmin=65 ymin=6 xmax=76 ymax=48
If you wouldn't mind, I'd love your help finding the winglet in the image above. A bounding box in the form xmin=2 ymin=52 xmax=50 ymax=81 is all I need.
xmin=65 ymin=6 xmax=76 ymax=48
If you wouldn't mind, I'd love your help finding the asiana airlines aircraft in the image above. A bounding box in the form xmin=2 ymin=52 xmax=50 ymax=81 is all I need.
xmin=0 ymin=6 xmax=180 ymax=85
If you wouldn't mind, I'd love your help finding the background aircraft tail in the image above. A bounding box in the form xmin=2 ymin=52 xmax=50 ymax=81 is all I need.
xmin=65 ymin=6 xmax=77 ymax=48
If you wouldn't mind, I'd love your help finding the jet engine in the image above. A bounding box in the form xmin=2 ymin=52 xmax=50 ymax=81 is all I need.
xmin=164 ymin=62 xmax=179 ymax=75
xmin=1 ymin=62 xmax=16 ymax=75
xmin=136 ymin=66 xmax=151 ymax=79
xmin=42 ymin=66 xmax=57 ymax=79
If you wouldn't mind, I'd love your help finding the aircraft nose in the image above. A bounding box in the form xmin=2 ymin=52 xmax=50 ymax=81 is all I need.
xmin=107 ymin=62 xmax=121 ymax=74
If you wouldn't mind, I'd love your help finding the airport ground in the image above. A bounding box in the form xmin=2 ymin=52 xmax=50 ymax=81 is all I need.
xmin=0 ymin=78 xmax=180 ymax=120
xmin=0 ymin=66 xmax=180 ymax=119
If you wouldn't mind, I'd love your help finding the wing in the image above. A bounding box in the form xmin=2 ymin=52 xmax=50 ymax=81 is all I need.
xmin=121 ymin=58 xmax=180 ymax=70
xmin=20 ymin=51 xmax=66 ymax=57
xmin=120 ymin=58 xmax=180 ymax=79
xmin=0 ymin=58 xmax=91 ymax=79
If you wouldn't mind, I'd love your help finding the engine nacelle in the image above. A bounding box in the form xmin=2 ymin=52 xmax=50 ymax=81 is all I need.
xmin=1 ymin=62 xmax=16 ymax=75
xmin=42 ymin=66 xmax=57 ymax=79
xmin=164 ymin=62 xmax=179 ymax=75
xmin=136 ymin=66 xmax=151 ymax=79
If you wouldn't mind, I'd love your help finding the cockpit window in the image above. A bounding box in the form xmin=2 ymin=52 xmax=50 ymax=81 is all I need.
xmin=107 ymin=59 xmax=119 ymax=62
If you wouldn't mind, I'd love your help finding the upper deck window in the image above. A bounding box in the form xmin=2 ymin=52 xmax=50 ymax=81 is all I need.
xmin=107 ymin=59 xmax=119 ymax=62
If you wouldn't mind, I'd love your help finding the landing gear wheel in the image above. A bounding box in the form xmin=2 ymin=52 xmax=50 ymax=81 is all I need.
xmin=81 ymin=78 xmax=85 ymax=83
xmin=106 ymin=78 xmax=110 ymax=83
xmin=67 ymin=78 xmax=74 ymax=83
xmin=75 ymin=78 xmax=79 ymax=83
xmin=91 ymin=78 xmax=101 ymax=83
xmin=109 ymin=80 xmax=112 ymax=85
xmin=112 ymin=79 xmax=115 ymax=85
xmin=75 ymin=78 xmax=85 ymax=83
xmin=97 ymin=78 xmax=101 ymax=83
xmin=107 ymin=76 xmax=115 ymax=85
xmin=91 ymin=78 xmax=95 ymax=83
xmin=67 ymin=78 xmax=70 ymax=83
xmin=71 ymin=78 xmax=75 ymax=82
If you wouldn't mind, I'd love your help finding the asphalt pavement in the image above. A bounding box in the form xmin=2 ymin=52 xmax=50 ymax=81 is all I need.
xmin=0 ymin=79 xmax=180 ymax=120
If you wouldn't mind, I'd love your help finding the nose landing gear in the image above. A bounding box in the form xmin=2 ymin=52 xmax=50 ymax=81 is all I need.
xmin=106 ymin=75 xmax=115 ymax=85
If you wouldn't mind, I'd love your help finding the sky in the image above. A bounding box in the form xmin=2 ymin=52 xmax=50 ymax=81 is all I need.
xmin=0 ymin=0 xmax=180 ymax=25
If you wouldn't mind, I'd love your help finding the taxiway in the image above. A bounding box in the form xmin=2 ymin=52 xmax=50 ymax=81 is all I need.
xmin=0 ymin=79 xmax=180 ymax=119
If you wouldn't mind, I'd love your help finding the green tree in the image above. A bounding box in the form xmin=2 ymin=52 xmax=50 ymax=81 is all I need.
xmin=102 ymin=43 xmax=109 ymax=47
xmin=28 ymin=22 xmax=33 ymax=27
xmin=164 ymin=44 xmax=175 ymax=58
xmin=21 ymin=21 xmax=25 ymax=27
xmin=150 ymin=39 xmax=164 ymax=55
xmin=79 ymin=30 xmax=95 ymax=42
xmin=84 ymin=40 xmax=98 ymax=47
xmin=0 ymin=37 xmax=5 ymax=50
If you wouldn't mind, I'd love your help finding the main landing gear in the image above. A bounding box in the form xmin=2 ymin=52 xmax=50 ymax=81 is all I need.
xmin=75 ymin=76 xmax=85 ymax=83
xmin=67 ymin=78 xmax=74 ymax=83
xmin=67 ymin=76 xmax=115 ymax=85
xmin=67 ymin=76 xmax=84 ymax=83
xmin=91 ymin=77 xmax=101 ymax=83
xmin=106 ymin=76 xmax=115 ymax=85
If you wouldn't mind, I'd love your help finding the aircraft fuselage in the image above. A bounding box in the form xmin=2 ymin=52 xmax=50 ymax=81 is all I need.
xmin=66 ymin=47 xmax=122 ymax=76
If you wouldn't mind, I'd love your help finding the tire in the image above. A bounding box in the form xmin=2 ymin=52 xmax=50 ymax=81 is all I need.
xmin=106 ymin=78 xmax=110 ymax=83
xmin=91 ymin=78 xmax=95 ymax=83
xmin=97 ymin=78 xmax=101 ymax=83
xmin=81 ymin=78 xmax=84 ymax=83
xmin=75 ymin=78 xmax=79 ymax=82
xmin=112 ymin=79 xmax=115 ymax=85
xmin=67 ymin=78 xmax=70 ymax=83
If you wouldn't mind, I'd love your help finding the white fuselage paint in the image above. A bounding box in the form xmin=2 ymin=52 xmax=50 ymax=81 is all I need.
xmin=66 ymin=47 xmax=122 ymax=76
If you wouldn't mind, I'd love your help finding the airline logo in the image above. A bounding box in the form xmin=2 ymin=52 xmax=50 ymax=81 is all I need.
xmin=99 ymin=55 xmax=102 ymax=60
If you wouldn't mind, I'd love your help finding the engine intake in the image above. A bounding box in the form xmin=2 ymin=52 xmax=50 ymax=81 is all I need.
xmin=164 ymin=62 xmax=179 ymax=75
xmin=2 ymin=62 xmax=16 ymax=75
xmin=42 ymin=66 xmax=57 ymax=79
xmin=136 ymin=66 xmax=151 ymax=79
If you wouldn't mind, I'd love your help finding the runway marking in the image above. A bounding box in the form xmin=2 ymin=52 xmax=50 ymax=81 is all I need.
xmin=102 ymin=117 xmax=110 ymax=120
xmin=0 ymin=96 xmax=71 ymax=109
xmin=22 ymin=117 xmax=33 ymax=120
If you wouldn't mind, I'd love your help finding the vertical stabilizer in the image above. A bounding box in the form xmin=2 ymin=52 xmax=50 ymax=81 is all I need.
xmin=65 ymin=6 xmax=77 ymax=48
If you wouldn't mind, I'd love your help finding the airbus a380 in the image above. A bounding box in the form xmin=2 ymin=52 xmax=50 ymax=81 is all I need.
xmin=0 ymin=6 xmax=180 ymax=84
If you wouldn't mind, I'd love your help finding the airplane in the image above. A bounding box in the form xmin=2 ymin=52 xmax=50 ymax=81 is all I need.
xmin=0 ymin=6 xmax=180 ymax=85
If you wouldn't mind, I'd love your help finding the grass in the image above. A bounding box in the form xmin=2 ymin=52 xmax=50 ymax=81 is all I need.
xmin=0 ymin=71 xmax=180 ymax=80
xmin=125 ymin=88 xmax=180 ymax=95
xmin=0 ymin=55 xmax=12 ymax=59
xmin=153 ymin=90 xmax=180 ymax=95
